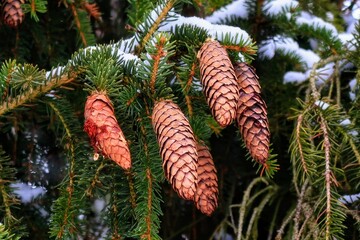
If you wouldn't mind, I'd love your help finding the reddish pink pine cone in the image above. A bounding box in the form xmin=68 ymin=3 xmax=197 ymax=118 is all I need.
xmin=84 ymin=92 xmax=131 ymax=170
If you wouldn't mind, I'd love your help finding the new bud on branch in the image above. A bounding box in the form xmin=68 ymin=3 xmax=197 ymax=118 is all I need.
xmin=197 ymin=39 xmax=240 ymax=127
xmin=235 ymin=62 xmax=270 ymax=165
xmin=84 ymin=92 xmax=131 ymax=170
xmin=151 ymin=100 xmax=198 ymax=200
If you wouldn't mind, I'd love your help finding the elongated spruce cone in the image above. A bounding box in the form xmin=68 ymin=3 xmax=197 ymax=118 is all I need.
xmin=2 ymin=0 xmax=24 ymax=28
xmin=195 ymin=144 xmax=218 ymax=216
xmin=197 ymin=39 xmax=239 ymax=127
xmin=235 ymin=62 xmax=270 ymax=164
xmin=152 ymin=100 xmax=198 ymax=200
xmin=84 ymin=92 xmax=131 ymax=170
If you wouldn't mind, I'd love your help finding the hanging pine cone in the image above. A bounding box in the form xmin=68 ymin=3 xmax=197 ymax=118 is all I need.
xmin=152 ymin=100 xmax=198 ymax=200
xmin=84 ymin=92 xmax=131 ymax=170
xmin=194 ymin=143 xmax=218 ymax=216
xmin=2 ymin=0 xmax=24 ymax=28
xmin=197 ymin=38 xmax=239 ymax=127
xmin=234 ymin=62 xmax=270 ymax=165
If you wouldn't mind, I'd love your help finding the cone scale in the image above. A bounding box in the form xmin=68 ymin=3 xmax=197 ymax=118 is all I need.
xmin=152 ymin=100 xmax=198 ymax=200
xmin=84 ymin=92 xmax=131 ymax=170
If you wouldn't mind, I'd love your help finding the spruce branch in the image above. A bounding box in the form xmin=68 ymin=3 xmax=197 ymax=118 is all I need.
xmin=0 ymin=71 xmax=79 ymax=116
xmin=176 ymin=56 xmax=197 ymax=117
xmin=296 ymin=114 xmax=308 ymax=174
xmin=275 ymin=208 xmax=296 ymax=240
xmin=244 ymin=185 xmax=276 ymax=240
xmin=22 ymin=0 xmax=47 ymax=22
xmin=150 ymin=35 xmax=168 ymax=94
xmin=126 ymin=170 xmax=137 ymax=209
xmin=0 ymin=224 xmax=20 ymax=240
xmin=0 ymin=147 xmax=26 ymax=238
xmin=308 ymin=54 xmax=346 ymax=101
xmin=70 ymin=3 xmax=87 ymax=46
xmin=137 ymin=0 xmax=177 ymax=53
xmin=236 ymin=177 xmax=269 ymax=240
xmin=319 ymin=113 xmax=333 ymax=240
xmin=47 ymin=101 xmax=77 ymax=239
xmin=85 ymin=160 xmax=106 ymax=197
xmin=293 ymin=178 xmax=309 ymax=239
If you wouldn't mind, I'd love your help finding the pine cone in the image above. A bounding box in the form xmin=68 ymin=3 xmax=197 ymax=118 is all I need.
xmin=195 ymin=143 xmax=218 ymax=216
xmin=84 ymin=92 xmax=131 ymax=170
xmin=82 ymin=2 xmax=102 ymax=21
xmin=234 ymin=62 xmax=270 ymax=164
xmin=2 ymin=0 xmax=24 ymax=28
xmin=152 ymin=100 xmax=198 ymax=200
xmin=197 ymin=39 xmax=239 ymax=127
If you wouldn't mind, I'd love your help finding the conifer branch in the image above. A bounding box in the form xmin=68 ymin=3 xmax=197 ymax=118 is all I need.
xmin=126 ymin=170 xmax=137 ymax=209
xmin=275 ymin=208 xmax=296 ymax=240
xmin=70 ymin=3 xmax=87 ymax=47
xmin=296 ymin=114 xmax=308 ymax=173
xmin=144 ymin=168 xmax=153 ymax=240
xmin=308 ymin=54 xmax=346 ymax=101
xmin=47 ymin=101 xmax=77 ymax=239
xmin=138 ymin=0 xmax=176 ymax=53
xmin=223 ymin=45 xmax=257 ymax=56
xmin=179 ymin=61 xmax=196 ymax=117
xmin=236 ymin=177 xmax=268 ymax=240
xmin=335 ymin=61 xmax=341 ymax=106
xmin=150 ymin=36 xmax=167 ymax=94
xmin=348 ymin=138 xmax=360 ymax=165
xmin=0 ymin=71 xmax=78 ymax=116
xmin=319 ymin=113 xmax=332 ymax=240
xmin=0 ymin=183 xmax=16 ymax=227
xmin=293 ymin=178 xmax=309 ymax=238
xmin=85 ymin=160 xmax=106 ymax=197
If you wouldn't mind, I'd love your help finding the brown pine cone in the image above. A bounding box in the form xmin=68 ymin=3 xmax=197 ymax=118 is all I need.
xmin=194 ymin=143 xmax=218 ymax=216
xmin=234 ymin=62 xmax=270 ymax=165
xmin=2 ymin=0 xmax=24 ymax=28
xmin=84 ymin=92 xmax=131 ymax=170
xmin=197 ymin=38 xmax=239 ymax=127
xmin=152 ymin=100 xmax=198 ymax=200
xmin=82 ymin=2 xmax=102 ymax=21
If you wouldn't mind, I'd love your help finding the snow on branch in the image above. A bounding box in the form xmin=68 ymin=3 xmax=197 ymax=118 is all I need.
xmin=295 ymin=11 xmax=338 ymax=37
xmin=159 ymin=13 xmax=251 ymax=44
xmin=263 ymin=0 xmax=299 ymax=17
xmin=205 ymin=0 xmax=249 ymax=23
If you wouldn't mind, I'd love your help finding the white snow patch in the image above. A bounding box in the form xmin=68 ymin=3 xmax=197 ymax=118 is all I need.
xmin=11 ymin=182 xmax=46 ymax=203
xmin=349 ymin=92 xmax=356 ymax=101
xmin=315 ymin=100 xmax=330 ymax=110
xmin=92 ymin=198 xmax=106 ymax=214
xmin=349 ymin=78 xmax=357 ymax=101
xmin=340 ymin=119 xmax=351 ymax=126
xmin=259 ymin=36 xmax=299 ymax=59
xmin=159 ymin=14 xmax=250 ymax=44
xmin=297 ymin=48 xmax=320 ymax=68
xmin=338 ymin=33 xmax=355 ymax=50
xmin=339 ymin=193 xmax=360 ymax=204
xmin=316 ymin=62 xmax=334 ymax=82
xmin=263 ymin=0 xmax=299 ymax=16
xmin=210 ymin=24 xmax=249 ymax=44
xmin=295 ymin=11 xmax=338 ymax=37
xmin=205 ymin=0 xmax=249 ymax=23
xmin=349 ymin=78 xmax=357 ymax=90
xmin=283 ymin=71 xmax=307 ymax=84
xmin=46 ymin=66 xmax=65 ymax=79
